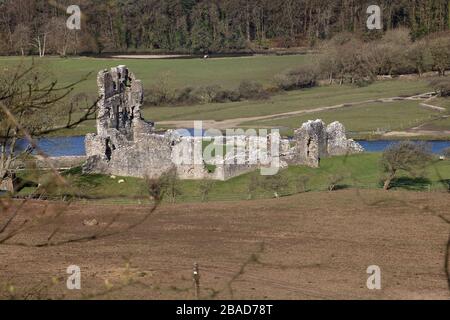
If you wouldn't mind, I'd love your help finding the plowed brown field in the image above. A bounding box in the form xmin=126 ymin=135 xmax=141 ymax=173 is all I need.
xmin=1 ymin=190 xmax=449 ymax=300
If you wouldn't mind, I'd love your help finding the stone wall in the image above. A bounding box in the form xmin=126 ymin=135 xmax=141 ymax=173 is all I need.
xmin=286 ymin=119 xmax=364 ymax=167
xmin=171 ymin=137 xmax=210 ymax=180
xmin=289 ymin=120 xmax=328 ymax=168
xmin=83 ymin=66 xmax=364 ymax=181
xmin=326 ymin=121 xmax=364 ymax=156
xmin=85 ymin=130 xmax=175 ymax=178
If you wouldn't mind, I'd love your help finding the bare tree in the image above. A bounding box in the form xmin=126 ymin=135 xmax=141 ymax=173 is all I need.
xmin=0 ymin=61 xmax=96 ymax=191
xmin=160 ymin=168 xmax=182 ymax=203
xmin=32 ymin=32 xmax=48 ymax=58
xmin=429 ymin=35 xmax=450 ymax=76
xmin=11 ymin=24 xmax=31 ymax=56
xmin=45 ymin=17 xmax=76 ymax=57
xmin=380 ymin=142 xmax=432 ymax=190
xmin=407 ymin=40 xmax=433 ymax=76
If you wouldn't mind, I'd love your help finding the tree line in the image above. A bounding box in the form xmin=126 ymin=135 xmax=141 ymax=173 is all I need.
xmin=0 ymin=0 xmax=449 ymax=55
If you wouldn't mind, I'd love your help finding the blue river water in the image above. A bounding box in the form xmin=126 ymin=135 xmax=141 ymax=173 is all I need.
xmin=16 ymin=136 xmax=87 ymax=157
xmin=15 ymin=136 xmax=450 ymax=157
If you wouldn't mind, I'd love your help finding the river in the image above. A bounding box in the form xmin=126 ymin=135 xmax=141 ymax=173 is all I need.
xmin=15 ymin=136 xmax=450 ymax=157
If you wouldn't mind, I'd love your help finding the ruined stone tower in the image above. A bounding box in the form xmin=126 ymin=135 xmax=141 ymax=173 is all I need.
xmin=95 ymin=65 xmax=153 ymax=139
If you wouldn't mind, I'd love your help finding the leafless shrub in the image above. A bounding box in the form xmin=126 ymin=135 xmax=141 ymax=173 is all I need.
xmin=275 ymin=64 xmax=319 ymax=90
xmin=262 ymin=173 xmax=289 ymax=198
xmin=149 ymin=81 xmax=260 ymax=107
xmin=160 ymin=168 xmax=182 ymax=203
xmin=246 ymin=172 xmax=260 ymax=200
xmin=199 ymin=179 xmax=215 ymax=202
xmin=238 ymin=80 xmax=269 ymax=100
xmin=327 ymin=173 xmax=345 ymax=192
xmin=407 ymin=40 xmax=434 ymax=76
xmin=212 ymin=88 xmax=241 ymax=103
xmin=295 ymin=174 xmax=310 ymax=193
xmin=442 ymin=148 xmax=450 ymax=158
xmin=320 ymin=38 xmax=376 ymax=86
xmin=145 ymin=175 xmax=166 ymax=202
xmin=429 ymin=77 xmax=450 ymax=97
xmin=146 ymin=72 xmax=174 ymax=105
xmin=428 ymin=35 xmax=450 ymax=76
xmin=380 ymin=142 xmax=432 ymax=190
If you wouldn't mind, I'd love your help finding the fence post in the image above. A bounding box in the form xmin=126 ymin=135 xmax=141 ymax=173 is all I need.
xmin=193 ymin=262 xmax=200 ymax=299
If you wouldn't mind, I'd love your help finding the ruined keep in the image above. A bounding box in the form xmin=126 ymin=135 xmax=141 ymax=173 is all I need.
xmin=83 ymin=66 xmax=364 ymax=180
xmin=84 ymin=65 xmax=179 ymax=178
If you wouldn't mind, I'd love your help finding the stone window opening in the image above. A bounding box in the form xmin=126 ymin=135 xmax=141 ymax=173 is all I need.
xmin=306 ymin=138 xmax=312 ymax=157
xmin=105 ymin=138 xmax=112 ymax=161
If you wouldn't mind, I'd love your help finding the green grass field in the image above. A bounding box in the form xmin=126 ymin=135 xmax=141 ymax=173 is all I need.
xmin=416 ymin=97 xmax=450 ymax=131
xmin=422 ymin=117 xmax=450 ymax=131
xmin=17 ymin=153 xmax=450 ymax=204
xmin=0 ymin=55 xmax=310 ymax=95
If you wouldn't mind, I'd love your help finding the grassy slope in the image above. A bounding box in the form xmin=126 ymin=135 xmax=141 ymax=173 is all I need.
xmin=245 ymin=100 xmax=441 ymax=136
xmin=17 ymin=154 xmax=450 ymax=204
xmin=148 ymin=79 xmax=431 ymax=122
xmin=417 ymin=97 xmax=450 ymax=131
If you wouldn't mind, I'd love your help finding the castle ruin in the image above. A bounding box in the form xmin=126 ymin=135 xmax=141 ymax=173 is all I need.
xmin=83 ymin=66 xmax=363 ymax=180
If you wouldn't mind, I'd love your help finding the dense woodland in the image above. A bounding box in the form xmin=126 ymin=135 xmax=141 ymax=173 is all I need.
xmin=0 ymin=0 xmax=449 ymax=55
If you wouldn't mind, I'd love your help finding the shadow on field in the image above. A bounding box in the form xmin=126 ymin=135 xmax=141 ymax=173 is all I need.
xmin=331 ymin=184 xmax=351 ymax=191
xmin=389 ymin=177 xmax=432 ymax=191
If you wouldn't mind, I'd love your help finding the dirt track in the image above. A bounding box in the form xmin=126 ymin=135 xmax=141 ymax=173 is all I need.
xmin=0 ymin=190 xmax=449 ymax=300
